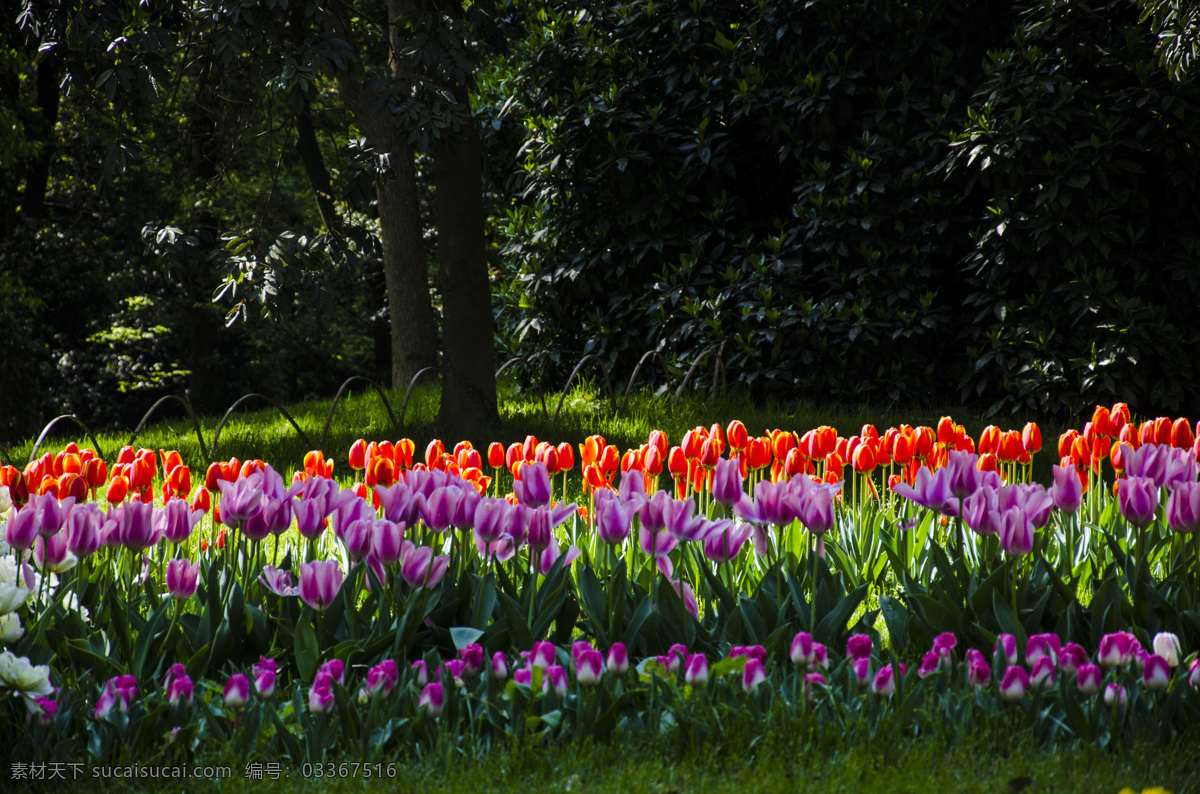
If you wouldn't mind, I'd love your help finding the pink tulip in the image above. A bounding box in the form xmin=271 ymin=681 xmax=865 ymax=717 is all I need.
xmin=1143 ymin=654 xmax=1171 ymax=691
xmin=527 ymin=641 xmax=556 ymax=670
xmin=966 ymin=649 xmax=990 ymax=687
xmin=298 ymin=560 xmax=344 ymax=611
xmin=812 ymin=643 xmax=829 ymax=670
xmin=852 ymin=657 xmax=871 ymax=688
xmin=363 ymin=660 xmax=399 ymax=698
xmin=871 ymin=664 xmax=896 ymax=697
xmin=684 ymin=653 xmax=708 ymax=687
xmin=576 ymin=649 xmax=604 ymax=686
xmin=412 ymin=660 xmax=429 ymax=687
xmin=253 ymin=657 xmax=278 ymax=699
xmin=790 ymin=632 xmax=816 ymax=667
xmin=167 ymin=674 xmax=193 ymax=706
xmin=1026 ymin=633 xmax=1060 ymax=666
xmin=441 ymin=659 xmax=467 ymax=684
xmin=804 ymin=672 xmax=826 ymax=700
xmin=847 ymin=633 xmax=873 ymax=660
xmin=606 ymin=644 xmax=629 ymax=676
xmin=742 ymin=658 xmax=766 ymax=693
xmin=1188 ymin=659 xmax=1200 ymax=689
xmin=666 ymin=643 xmax=688 ymax=674
xmin=1059 ymin=643 xmax=1087 ymax=676
xmin=1098 ymin=632 xmax=1139 ymax=667
xmin=918 ymin=650 xmax=943 ymax=678
xmin=1104 ymin=683 xmax=1127 ymax=706
xmin=1076 ymin=663 xmax=1102 ymax=695
xmin=514 ymin=668 xmax=533 ymax=687
xmin=1030 ymin=656 xmax=1055 ymax=690
xmin=999 ymin=666 xmax=1028 ymax=702
xmin=994 ymin=634 xmax=1018 ymax=665
xmin=308 ymin=673 xmax=334 ymax=713
xmin=729 ymin=645 xmax=767 ymax=664
xmin=224 ymin=674 xmax=250 ymax=709
xmin=166 ymin=558 xmax=199 ymax=599
xmin=460 ymin=644 xmax=484 ymax=677
xmin=932 ymin=632 xmax=958 ymax=655
xmin=492 ymin=652 xmax=509 ymax=681
xmin=319 ymin=659 xmax=345 ymax=685
xmin=543 ymin=665 xmax=568 ymax=697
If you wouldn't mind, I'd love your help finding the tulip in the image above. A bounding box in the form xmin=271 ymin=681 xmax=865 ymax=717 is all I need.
xmin=543 ymin=665 xmax=568 ymax=697
xmin=918 ymin=650 xmax=943 ymax=678
xmin=167 ymin=673 xmax=193 ymax=706
xmin=298 ymin=560 xmax=343 ymax=611
xmin=1050 ymin=464 xmax=1083 ymax=514
xmin=491 ymin=652 xmax=509 ymax=681
xmin=363 ymin=660 xmax=399 ymax=699
xmin=461 ymin=643 xmax=484 ymax=677
xmin=166 ymin=558 xmax=199 ymax=599
xmin=34 ymin=532 xmax=75 ymax=573
xmin=871 ymin=664 xmax=896 ymax=697
xmin=711 ymin=457 xmax=744 ymax=508
xmin=999 ymin=507 xmax=1034 ymax=558
xmin=1189 ymin=659 xmax=1200 ymax=690
xmin=1117 ymin=476 xmax=1159 ymax=528
xmin=804 ymin=672 xmax=826 ymax=701
xmin=308 ymin=673 xmax=335 ymax=713
xmin=994 ymin=634 xmax=1018 ymax=665
xmin=593 ymin=489 xmax=634 ymax=545
xmin=1076 ymin=662 xmax=1102 ymax=695
xmin=341 ymin=518 xmax=375 ymax=562
xmin=1098 ymin=632 xmax=1139 ymax=667
xmin=790 ymin=632 xmax=816 ymax=667
xmin=1143 ymin=655 xmax=1171 ymax=691
xmin=529 ymin=641 xmax=557 ymax=670
xmin=606 ymin=643 xmax=629 ymax=676
xmin=847 ymin=633 xmax=873 ymax=660
xmin=319 ymin=658 xmax=345 ymax=685
xmin=412 ymin=660 xmax=429 ymax=687
xmin=999 ymin=666 xmax=1029 ymax=702
xmin=576 ymin=648 xmax=604 ymax=686
xmin=1152 ymin=632 xmax=1182 ymax=667
xmin=684 ymin=653 xmax=708 ymax=687
xmin=259 ymin=565 xmax=298 ymax=597
xmin=742 ymin=658 xmax=766 ymax=693
xmin=119 ymin=500 xmax=159 ymax=552
xmin=1059 ymin=643 xmax=1088 ymax=676
xmin=514 ymin=462 xmax=552 ymax=508
xmin=1029 ymin=656 xmax=1055 ymax=689
xmin=65 ymin=503 xmax=102 ymax=558
xmin=400 ymin=546 xmax=449 ymax=589
xmin=966 ymin=649 xmax=991 ymax=688
xmin=1104 ymin=683 xmax=1127 ymax=706
xmin=1167 ymin=481 xmax=1200 ymax=534
xmin=224 ymin=674 xmax=250 ymax=709
xmin=513 ymin=668 xmax=533 ymax=687
xmin=253 ymin=657 xmax=278 ymax=699
xmin=1026 ymin=633 xmax=1061 ymax=666
xmin=730 ymin=645 xmax=767 ymax=664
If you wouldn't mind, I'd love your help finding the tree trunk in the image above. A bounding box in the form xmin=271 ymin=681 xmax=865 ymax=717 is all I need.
xmin=434 ymin=118 xmax=498 ymax=436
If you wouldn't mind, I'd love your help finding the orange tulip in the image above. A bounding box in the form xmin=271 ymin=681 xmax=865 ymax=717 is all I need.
xmin=1153 ymin=417 xmax=1172 ymax=446
xmin=977 ymin=453 xmax=999 ymax=473
xmin=394 ymin=438 xmax=415 ymax=469
xmin=1109 ymin=402 xmax=1131 ymax=433
xmin=913 ymin=427 xmax=935 ymax=459
xmin=487 ymin=442 xmax=505 ymax=468
xmin=936 ymin=416 xmax=956 ymax=446
xmin=852 ymin=444 xmax=877 ymax=473
xmin=58 ymin=472 xmax=86 ymax=502
xmin=726 ymin=420 xmax=748 ymax=451
xmin=1057 ymin=430 xmax=1078 ymax=459
xmin=667 ymin=446 xmax=688 ymax=477
xmin=348 ymin=439 xmax=368 ymax=470
xmin=772 ymin=430 xmax=797 ymax=463
xmin=116 ymin=445 xmax=135 ymax=466
xmin=1091 ymin=405 xmax=1113 ymax=437
xmin=192 ymin=488 xmax=211 ymax=513
xmin=107 ymin=475 xmax=130 ymax=504
xmin=682 ymin=428 xmax=705 ymax=459
xmin=554 ymin=441 xmax=573 ymax=472
xmin=620 ymin=448 xmax=641 ymax=473
xmin=83 ymin=458 xmax=108 ymax=490
xmin=461 ymin=447 xmax=483 ymax=472
xmin=599 ymin=444 xmax=620 ymax=475
xmin=644 ymin=445 xmax=664 ymax=475
xmin=580 ymin=435 xmax=605 ymax=467
xmin=1171 ymin=418 xmax=1194 ymax=450
xmin=425 ymin=439 xmax=445 ymax=469
xmin=1022 ymin=422 xmax=1042 ymax=454
xmin=892 ymin=434 xmax=913 ymax=466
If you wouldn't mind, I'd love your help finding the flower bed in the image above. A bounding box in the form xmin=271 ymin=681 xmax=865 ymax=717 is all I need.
xmin=1 ymin=404 xmax=1198 ymax=773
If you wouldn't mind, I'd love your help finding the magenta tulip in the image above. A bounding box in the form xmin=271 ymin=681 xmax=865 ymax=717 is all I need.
xmin=1026 ymin=633 xmax=1061 ymax=666
xmin=966 ymin=649 xmax=991 ymax=687
xmin=528 ymin=641 xmax=557 ymax=670
xmin=742 ymin=658 xmax=767 ymax=693
xmin=543 ymin=664 xmax=568 ymax=697
xmin=412 ymin=660 xmax=429 ymax=687
xmin=308 ymin=673 xmax=334 ymax=713
xmin=167 ymin=674 xmax=194 ymax=706
xmin=1143 ymin=654 xmax=1171 ymax=691
xmin=460 ymin=643 xmax=484 ymax=677
xmin=491 ymin=652 xmax=509 ymax=681
xmin=804 ymin=672 xmax=826 ymax=700
xmin=847 ymin=633 xmax=873 ymax=660
xmin=576 ymin=648 xmax=603 ymax=686
xmin=253 ymin=657 xmax=278 ymax=699
xmin=995 ymin=633 xmax=1018 ymax=665
xmin=1030 ymin=656 xmax=1055 ymax=689
xmin=606 ymin=643 xmax=629 ymax=676
xmin=363 ymin=660 xmax=399 ymax=699
xmin=684 ymin=653 xmax=708 ymax=687
xmin=1059 ymin=643 xmax=1087 ymax=676
xmin=1098 ymin=631 xmax=1139 ymax=667
xmin=999 ymin=666 xmax=1029 ymax=702
xmin=298 ymin=560 xmax=344 ymax=611
xmin=1077 ymin=662 xmax=1102 ymax=695
xmin=224 ymin=674 xmax=250 ymax=709
xmin=871 ymin=664 xmax=896 ymax=697
xmin=790 ymin=632 xmax=816 ymax=667
xmin=1104 ymin=683 xmax=1127 ymax=706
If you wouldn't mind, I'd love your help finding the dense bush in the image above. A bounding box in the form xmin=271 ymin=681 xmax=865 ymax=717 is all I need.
xmin=489 ymin=0 xmax=1200 ymax=419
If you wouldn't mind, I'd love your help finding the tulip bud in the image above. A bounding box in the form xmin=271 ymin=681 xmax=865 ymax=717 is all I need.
xmin=576 ymin=649 xmax=604 ymax=686
xmin=684 ymin=653 xmax=708 ymax=688
xmin=225 ymin=674 xmax=250 ymax=710
xmin=606 ymin=643 xmax=629 ymax=676
xmin=1143 ymin=655 xmax=1171 ymax=691
xmin=871 ymin=664 xmax=896 ymax=697
xmin=1152 ymin=632 xmax=1182 ymax=667
xmin=1104 ymin=683 xmax=1127 ymax=706
xmin=1076 ymin=662 xmax=1102 ymax=695
xmin=999 ymin=666 xmax=1028 ymax=702
xmin=491 ymin=652 xmax=509 ymax=682
xmin=742 ymin=658 xmax=766 ymax=693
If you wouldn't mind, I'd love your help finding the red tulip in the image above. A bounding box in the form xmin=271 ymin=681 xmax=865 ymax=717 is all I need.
xmin=487 ymin=442 xmax=505 ymax=468
xmin=348 ymin=438 xmax=368 ymax=470
xmin=1172 ymin=418 xmax=1194 ymax=450
xmin=556 ymin=442 xmax=575 ymax=472
xmin=726 ymin=420 xmax=748 ymax=451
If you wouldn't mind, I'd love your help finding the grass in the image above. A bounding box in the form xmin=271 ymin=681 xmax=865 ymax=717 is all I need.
xmin=87 ymin=722 xmax=1199 ymax=794
xmin=1 ymin=377 xmax=1061 ymax=484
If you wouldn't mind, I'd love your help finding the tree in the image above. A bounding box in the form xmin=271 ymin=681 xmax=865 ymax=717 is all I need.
xmin=1138 ymin=0 xmax=1200 ymax=80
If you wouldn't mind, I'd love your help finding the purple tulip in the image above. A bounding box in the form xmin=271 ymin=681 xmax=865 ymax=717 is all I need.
xmin=918 ymin=650 xmax=943 ymax=678
xmin=871 ymin=664 xmax=896 ymax=697
xmin=617 ymin=468 xmax=648 ymax=509
xmin=1188 ymin=659 xmax=1200 ymax=689
xmin=259 ymin=565 xmax=298 ymax=597
xmin=166 ymin=558 xmax=200 ymax=599
xmin=538 ymin=542 xmax=582 ymax=576
xmin=606 ymin=643 xmax=629 ymax=676
xmin=966 ymin=649 xmax=991 ymax=687
xmin=999 ymin=507 xmax=1034 ymax=558
xmin=341 ymin=518 xmax=375 ymax=562
xmin=224 ymin=674 xmax=250 ymax=709
xmin=1051 ymin=465 xmax=1083 ymax=514
xmin=1030 ymin=656 xmax=1055 ymax=689
xmin=790 ymin=632 xmax=816 ymax=667
xmin=1077 ymin=662 xmax=1102 ymax=695
xmin=119 ymin=501 xmax=159 ymax=552
xmin=576 ymin=649 xmax=604 ymax=686
xmin=421 ymin=486 xmax=461 ymax=533
xmin=253 ymin=657 xmax=278 ymax=699
xmin=543 ymin=664 xmax=568 ymax=697
xmin=65 ymin=503 xmax=102 ymax=558
xmin=594 ymin=489 xmax=634 ymax=545
xmin=995 ymin=633 xmax=1018 ymax=665
xmin=6 ymin=502 xmax=42 ymax=551
xmin=34 ymin=532 xmax=72 ymax=573
xmin=526 ymin=507 xmax=553 ymax=552
xmin=639 ymin=490 xmax=673 ymax=531
xmin=711 ymin=457 xmax=744 ymax=508
xmin=847 ymin=633 xmax=873 ymax=660
xmin=999 ymin=483 xmax=1054 ymax=529
xmin=1143 ymin=654 xmax=1171 ymax=691
xmin=703 ymin=522 xmax=751 ymax=563
xmin=514 ymin=462 xmax=552 ymax=508
xmin=491 ymin=652 xmax=509 ymax=681
xmin=1117 ymin=476 xmax=1160 ymax=528
xmin=665 ymin=498 xmax=714 ymax=543
xmin=1166 ymin=481 xmax=1200 ymax=534
xmin=961 ymin=486 xmax=1001 ymax=537
xmin=218 ymin=474 xmax=265 ymax=527
xmin=797 ymin=485 xmax=836 ymax=536
xmin=1104 ymin=683 xmax=1127 ymax=706
xmin=400 ymin=546 xmax=449 ymax=589
xmin=999 ymin=666 xmax=1029 ymax=702
xmin=472 ymin=498 xmax=508 ymax=544
xmin=294 ymin=499 xmax=327 ymax=541
xmin=298 ymin=560 xmax=343 ymax=611
xmin=892 ymin=465 xmax=955 ymax=516
xmin=684 ymin=653 xmax=708 ymax=687
xmin=742 ymin=658 xmax=767 ymax=693
xmin=156 ymin=497 xmax=200 ymax=545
